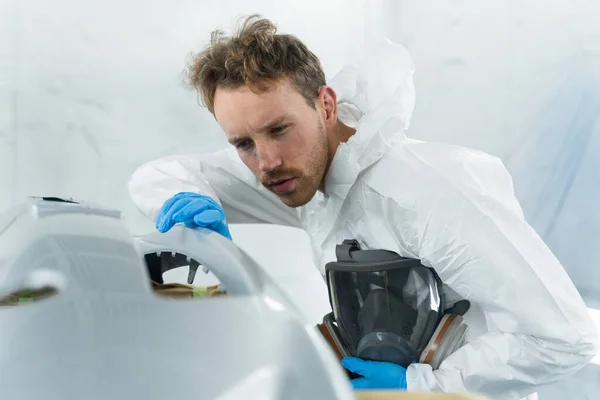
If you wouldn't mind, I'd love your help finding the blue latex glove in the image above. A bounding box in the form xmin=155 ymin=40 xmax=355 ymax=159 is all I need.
xmin=342 ymin=357 xmax=407 ymax=390
xmin=155 ymin=192 xmax=232 ymax=240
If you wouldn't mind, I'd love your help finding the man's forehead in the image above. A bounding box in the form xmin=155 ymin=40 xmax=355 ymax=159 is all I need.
xmin=214 ymin=84 xmax=298 ymax=135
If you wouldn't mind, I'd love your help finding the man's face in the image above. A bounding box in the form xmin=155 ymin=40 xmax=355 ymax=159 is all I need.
xmin=213 ymin=79 xmax=331 ymax=207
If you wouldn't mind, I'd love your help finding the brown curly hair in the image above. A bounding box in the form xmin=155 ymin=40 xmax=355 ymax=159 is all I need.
xmin=183 ymin=14 xmax=326 ymax=115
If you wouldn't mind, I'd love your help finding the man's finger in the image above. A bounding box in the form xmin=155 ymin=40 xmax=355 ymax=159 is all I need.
xmin=194 ymin=209 xmax=222 ymax=226
xmin=350 ymin=377 xmax=372 ymax=389
xmin=342 ymin=357 xmax=371 ymax=377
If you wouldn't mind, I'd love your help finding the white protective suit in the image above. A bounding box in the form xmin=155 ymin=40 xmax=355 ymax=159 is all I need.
xmin=128 ymin=39 xmax=598 ymax=400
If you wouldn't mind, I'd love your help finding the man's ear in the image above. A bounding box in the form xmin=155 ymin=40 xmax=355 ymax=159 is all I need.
xmin=318 ymin=85 xmax=338 ymax=126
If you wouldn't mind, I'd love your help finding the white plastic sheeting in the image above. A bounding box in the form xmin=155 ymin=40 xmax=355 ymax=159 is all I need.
xmin=370 ymin=1 xmax=600 ymax=299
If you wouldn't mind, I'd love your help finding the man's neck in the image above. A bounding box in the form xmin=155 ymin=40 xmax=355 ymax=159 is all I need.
xmin=318 ymin=120 xmax=357 ymax=192
xmin=328 ymin=120 xmax=356 ymax=159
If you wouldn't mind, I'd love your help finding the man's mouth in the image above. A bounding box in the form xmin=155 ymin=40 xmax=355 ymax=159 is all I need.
xmin=267 ymin=177 xmax=296 ymax=194
xmin=268 ymin=177 xmax=292 ymax=186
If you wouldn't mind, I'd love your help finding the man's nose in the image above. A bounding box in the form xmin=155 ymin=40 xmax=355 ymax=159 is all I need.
xmin=257 ymin=142 xmax=283 ymax=172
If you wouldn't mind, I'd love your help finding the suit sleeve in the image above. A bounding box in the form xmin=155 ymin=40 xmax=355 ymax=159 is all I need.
xmin=128 ymin=147 xmax=301 ymax=227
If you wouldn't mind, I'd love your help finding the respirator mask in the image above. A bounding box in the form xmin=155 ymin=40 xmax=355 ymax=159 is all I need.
xmin=317 ymin=239 xmax=471 ymax=370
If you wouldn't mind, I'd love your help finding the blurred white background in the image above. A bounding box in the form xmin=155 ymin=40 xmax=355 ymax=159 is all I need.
xmin=1 ymin=0 xmax=600 ymax=398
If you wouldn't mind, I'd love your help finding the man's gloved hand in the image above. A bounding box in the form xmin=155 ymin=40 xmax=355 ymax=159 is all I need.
xmin=155 ymin=192 xmax=232 ymax=240
xmin=342 ymin=357 xmax=407 ymax=390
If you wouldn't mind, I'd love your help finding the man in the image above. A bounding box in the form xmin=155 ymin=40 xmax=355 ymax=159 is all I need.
xmin=128 ymin=15 xmax=598 ymax=399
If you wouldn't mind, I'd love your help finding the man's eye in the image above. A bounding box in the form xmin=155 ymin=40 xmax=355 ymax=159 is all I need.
xmin=271 ymin=125 xmax=287 ymax=134
xmin=236 ymin=140 xmax=253 ymax=150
